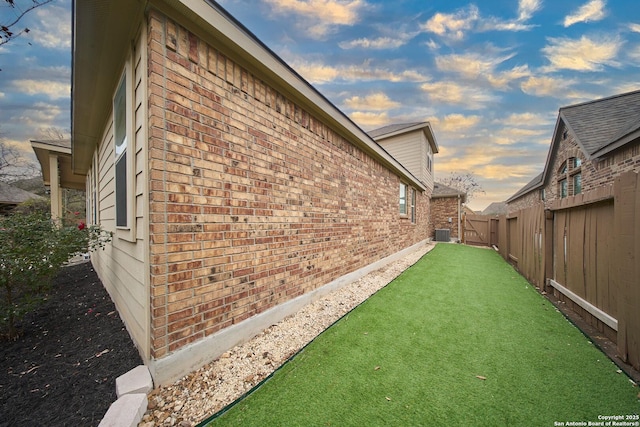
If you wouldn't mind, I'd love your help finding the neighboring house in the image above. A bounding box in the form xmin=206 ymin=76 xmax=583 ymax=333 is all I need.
xmin=481 ymin=201 xmax=507 ymax=216
xmin=31 ymin=139 xmax=85 ymax=221
xmin=0 ymin=181 xmax=42 ymax=214
xmin=503 ymin=90 xmax=640 ymax=370
xmin=368 ymin=122 xmax=439 ymax=193
xmin=70 ymin=0 xmax=432 ymax=385
xmin=430 ymin=182 xmax=466 ymax=241
xmin=507 ymin=90 xmax=640 ymax=212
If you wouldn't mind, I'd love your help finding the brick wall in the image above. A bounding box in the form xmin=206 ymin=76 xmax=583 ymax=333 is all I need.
xmin=508 ymin=120 xmax=640 ymax=212
xmin=430 ymin=197 xmax=460 ymax=239
xmin=146 ymin=11 xmax=430 ymax=358
xmin=507 ymin=188 xmax=542 ymax=213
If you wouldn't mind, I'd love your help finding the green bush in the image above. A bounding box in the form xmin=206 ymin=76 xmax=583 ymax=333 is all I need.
xmin=0 ymin=209 xmax=112 ymax=340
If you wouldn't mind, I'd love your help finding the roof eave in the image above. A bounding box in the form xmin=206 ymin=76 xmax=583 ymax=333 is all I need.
xmin=71 ymin=0 xmax=146 ymax=176
xmin=591 ymin=129 xmax=640 ymax=159
xmin=72 ymin=0 xmax=425 ymax=191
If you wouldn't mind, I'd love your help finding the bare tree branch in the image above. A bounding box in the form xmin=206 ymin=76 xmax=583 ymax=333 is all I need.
xmin=0 ymin=132 xmax=39 ymax=182
xmin=440 ymin=172 xmax=485 ymax=204
xmin=0 ymin=0 xmax=53 ymax=47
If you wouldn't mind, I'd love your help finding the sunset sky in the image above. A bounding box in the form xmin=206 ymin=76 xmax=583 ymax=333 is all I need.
xmin=1 ymin=0 xmax=639 ymax=210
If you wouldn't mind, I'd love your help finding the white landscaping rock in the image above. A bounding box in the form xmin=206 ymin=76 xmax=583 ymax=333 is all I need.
xmin=116 ymin=365 xmax=153 ymax=398
xmin=99 ymin=393 xmax=148 ymax=427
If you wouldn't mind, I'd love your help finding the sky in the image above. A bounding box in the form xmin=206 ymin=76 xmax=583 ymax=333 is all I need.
xmin=1 ymin=0 xmax=639 ymax=210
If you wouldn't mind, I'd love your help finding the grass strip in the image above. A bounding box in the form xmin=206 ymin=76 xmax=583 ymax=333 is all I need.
xmin=207 ymin=244 xmax=639 ymax=426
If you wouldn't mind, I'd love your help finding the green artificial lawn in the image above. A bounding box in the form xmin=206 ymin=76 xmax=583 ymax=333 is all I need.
xmin=206 ymin=244 xmax=639 ymax=426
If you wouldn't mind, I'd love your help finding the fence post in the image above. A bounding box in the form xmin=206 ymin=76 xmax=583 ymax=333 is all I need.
xmin=544 ymin=209 xmax=554 ymax=292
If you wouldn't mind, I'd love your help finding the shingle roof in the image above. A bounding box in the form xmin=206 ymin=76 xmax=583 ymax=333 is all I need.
xmin=481 ymin=201 xmax=508 ymax=216
xmin=560 ymin=90 xmax=640 ymax=157
xmin=432 ymin=182 xmax=466 ymax=202
xmin=31 ymin=139 xmax=72 ymax=150
xmin=0 ymin=181 xmax=42 ymax=205
xmin=506 ymin=172 xmax=543 ymax=202
xmin=367 ymin=122 xmax=427 ymax=139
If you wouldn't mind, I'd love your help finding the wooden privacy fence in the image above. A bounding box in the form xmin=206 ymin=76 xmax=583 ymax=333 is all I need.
xmin=462 ymin=214 xmax=499 ymax=247
xmin=474 ymin=172 xmax=640 ymax=371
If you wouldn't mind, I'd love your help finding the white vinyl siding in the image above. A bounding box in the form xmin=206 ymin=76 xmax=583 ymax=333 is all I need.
xmin=89 ymin=27 xmax=149 ymax=360
xmin=377 ymin=129 xmax=434 ymax=191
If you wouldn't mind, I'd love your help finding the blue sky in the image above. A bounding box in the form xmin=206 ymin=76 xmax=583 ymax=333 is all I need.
xmin=1 ymin=0 xmax=639 ymax=210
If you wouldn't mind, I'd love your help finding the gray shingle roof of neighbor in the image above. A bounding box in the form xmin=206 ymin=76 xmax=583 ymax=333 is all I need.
xmin=560 ymin=90 xmax=640 ymax=158
xmin=31 ymin=139 xmax=72 ymax=150
xmin=506 ymin=172 xmax=543 ymax=202
xmin=368 ymin=122 xmax=426 ymax=139
xmin=0 ymin=181 xmax=43 ymax=205
xmin=432 ymin=182 xmax=467 ymax=202
xmin=481 ymin=201 xmax=508 ymax=216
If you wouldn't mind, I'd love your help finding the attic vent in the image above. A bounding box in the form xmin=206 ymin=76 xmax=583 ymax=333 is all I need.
xmin=562 ymin=130 xmax=568 ymax=140
xmin=435 ymin=229 xmax=450 ymax=242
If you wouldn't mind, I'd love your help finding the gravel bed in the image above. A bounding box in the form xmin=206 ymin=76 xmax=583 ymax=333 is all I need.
xmin=140 ymin=242 xmax=435 ymax=426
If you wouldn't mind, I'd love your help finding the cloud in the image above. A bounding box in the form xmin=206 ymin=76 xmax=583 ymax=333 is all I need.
xmin=478 ymin=0 xmax=541 ymax=32
xmin=12 ymin=79 xmax=70 ymax=99
xmin=473 ymin=163 xmax=540 ymax=180
xmin=501 ymin=112 xmax=553 ymax=128
xmin=339 ymin=36 xmax=407 ymax=50
xmin=425 ymin=39 xmax=439 ymax=50
xmin=492 ymin=127 xmax=548 ymax=145
xmin=421 ymin=5 xmax=479 ymax=41
xmin=422 ymin=1 xmax=541 ymax=41
xmin=420 ymin=81 xmax=497 ymax=109
xmin=629 ymin=23 xmax=640 ymax=33
xmin=628 ymin=44 xmax=640 ymax=62
xmin=349 ymin=111 xmax=389 ymax=127
xmin=344 ymin=93 xmax=400 ymax=110
xmin=541 ymin=35 xmax=622 ymax=71
xmin=12 ymin=101 xmax=64 ymax=129
xmin=517 ymin=0 xmax=543 ymax=22
xmin=435 ymin=51 xmax=530 ymax=89
xmin=564 ymin=0 xmax=607 ymax=27
xmin=265 ymin=0 xmax=368 ymax=38
xmin=429 ymin=114 xmax=481 ymax=134
xmin=33 ymin=4 xmax=72 ymax=49
xmin=520 ymin=75 xmax=572 ymax=97
xmin=292 ymin=60 xmax=429 ymax=84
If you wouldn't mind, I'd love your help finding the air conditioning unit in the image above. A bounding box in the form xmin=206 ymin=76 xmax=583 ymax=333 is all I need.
xmin=435 ymin=229 xmax=450 ymax=242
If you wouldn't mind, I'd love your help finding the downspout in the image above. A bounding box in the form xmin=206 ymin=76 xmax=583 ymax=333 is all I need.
xmin=457 ymin=194 xmax=461 ymax=243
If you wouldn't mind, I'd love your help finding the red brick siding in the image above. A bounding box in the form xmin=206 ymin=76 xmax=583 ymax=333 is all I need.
xmin=507 ymin=188 xmax=543 ymax=213
xmin=508 ymin=120 xmax=640 ymax=212
xmin=147 ymin=11 xmax=430 ymax=358
xmin=430 ymin=197 xmax=460 ymax=239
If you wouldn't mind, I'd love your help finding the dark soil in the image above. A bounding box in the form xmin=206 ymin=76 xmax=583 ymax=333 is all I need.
xmin=1 ymin=262 xmax=143 ymax=427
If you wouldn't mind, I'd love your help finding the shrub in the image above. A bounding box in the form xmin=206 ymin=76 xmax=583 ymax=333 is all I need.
xmin=0 ymin=209 xmax=112 ymax=340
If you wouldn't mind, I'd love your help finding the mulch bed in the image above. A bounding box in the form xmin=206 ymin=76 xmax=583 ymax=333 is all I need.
xmin=1 ymin=262 xmax=143 ymax=427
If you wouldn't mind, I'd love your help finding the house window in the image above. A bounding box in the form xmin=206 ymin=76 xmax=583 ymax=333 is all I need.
xmin=399 ymin=183 xmax=407 ymax=215
xmin=540 ymin=188 xmax=545 ymax=201
xmin=410 ymin=188 xmax=416 ymax=223
xmin=573 ymin=173 xmax=582 ymax=195
xmin=559 ymin=178 xmax=567 ymax=198
xmin=114 ymin=70 xmax=129 ymax=228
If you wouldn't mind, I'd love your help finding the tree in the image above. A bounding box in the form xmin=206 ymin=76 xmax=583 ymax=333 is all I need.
xmin=0 ymin=0 xmax=53 ymax=47
xmin=439 ymin=172 xmax=485 ymax=204
xmin=0 ymin=140 xmax=38 ymax=182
